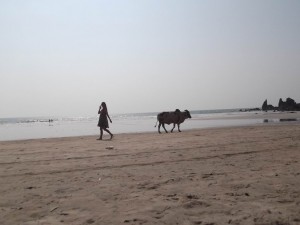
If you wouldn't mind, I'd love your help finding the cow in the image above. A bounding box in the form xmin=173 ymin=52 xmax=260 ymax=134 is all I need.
xmin=154 ymin=109 xmax=192 ymax=133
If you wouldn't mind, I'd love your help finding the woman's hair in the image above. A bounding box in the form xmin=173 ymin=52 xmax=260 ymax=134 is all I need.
xmin=101 ymin=102 xmax=107 ymax=111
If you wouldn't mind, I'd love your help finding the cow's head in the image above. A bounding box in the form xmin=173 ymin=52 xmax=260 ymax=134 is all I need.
xmin=184 ymin=110 xmax=192 ymax=119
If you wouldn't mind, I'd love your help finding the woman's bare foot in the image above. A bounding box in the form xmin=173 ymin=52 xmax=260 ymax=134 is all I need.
xmin=97 ymin=138 xmax=102 ymax=140
xmin=110 ymin=134 xmax=113 ymax=140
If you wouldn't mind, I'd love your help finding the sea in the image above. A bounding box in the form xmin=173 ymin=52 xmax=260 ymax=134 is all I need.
xmin=0 ymin=109 xmax=266 ymax=141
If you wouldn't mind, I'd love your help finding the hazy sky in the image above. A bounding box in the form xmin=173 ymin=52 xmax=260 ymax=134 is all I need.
xmin=1 ymin=0 xmax=300 ymax=117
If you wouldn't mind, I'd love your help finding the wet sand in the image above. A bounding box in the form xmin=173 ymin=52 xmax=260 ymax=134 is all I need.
xmin=0 ymin=123 xmax=300 ymax=225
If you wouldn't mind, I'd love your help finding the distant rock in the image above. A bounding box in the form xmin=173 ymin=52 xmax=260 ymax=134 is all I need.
xmin=239 ymin=108 xmax=260 ymax=112
xmin=262 ymin=97 xmax=300 ymax=112
xmin=278 ymin=97 xmax=300 ymax=111
xmin=262 ymin=99 xmax=276 ymax=112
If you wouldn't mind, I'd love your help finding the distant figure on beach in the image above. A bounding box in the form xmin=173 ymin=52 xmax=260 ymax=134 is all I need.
xmin=48 ymin=119 xmax=53 ymax=126
xmin=97 ymin=102 xmax=113 ymax=140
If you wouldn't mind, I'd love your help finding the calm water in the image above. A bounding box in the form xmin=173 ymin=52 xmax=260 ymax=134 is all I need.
xmin=0 ymin=109 xmax=264 ymax=141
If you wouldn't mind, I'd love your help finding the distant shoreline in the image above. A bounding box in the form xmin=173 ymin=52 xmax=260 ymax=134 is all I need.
xmin=192 ymin=110 xmax=300 ymax=120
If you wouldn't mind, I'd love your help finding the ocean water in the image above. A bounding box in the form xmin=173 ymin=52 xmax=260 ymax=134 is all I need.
xmin=0 ymin=109 xmax=264 ymax=141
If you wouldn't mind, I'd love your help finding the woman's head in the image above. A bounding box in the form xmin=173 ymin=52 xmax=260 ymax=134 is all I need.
xmin=101 ymin=102 xmax=107 ymax=110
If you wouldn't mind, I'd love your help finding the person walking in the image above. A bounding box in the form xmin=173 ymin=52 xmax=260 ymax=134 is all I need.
xmin=97 ymin=102 xmax=113 ymax=140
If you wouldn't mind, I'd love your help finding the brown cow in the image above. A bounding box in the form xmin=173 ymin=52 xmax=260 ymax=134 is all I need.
xmin=155 ymin=109 xmax=192 ymax=133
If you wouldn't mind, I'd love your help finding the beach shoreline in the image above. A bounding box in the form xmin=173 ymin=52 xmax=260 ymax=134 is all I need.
xmin=1 ymin=111 xmax=300 ymax=142
xmin=0 ymin=120 xmax=298 ymax=144
xmin=1 ymin=122 xmax=299 ymax=225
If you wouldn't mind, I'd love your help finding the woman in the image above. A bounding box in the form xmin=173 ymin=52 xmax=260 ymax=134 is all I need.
xmin=97 ymin=102 xmax=113 ymax=140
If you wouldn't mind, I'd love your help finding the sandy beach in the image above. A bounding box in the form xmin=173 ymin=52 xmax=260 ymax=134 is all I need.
xmin=0 ymin=122 xmax=300 ymax=225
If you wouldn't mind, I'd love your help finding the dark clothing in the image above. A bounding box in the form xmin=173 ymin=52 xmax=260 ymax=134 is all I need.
xmin=98 ymin=113 xmax=109 ymax=128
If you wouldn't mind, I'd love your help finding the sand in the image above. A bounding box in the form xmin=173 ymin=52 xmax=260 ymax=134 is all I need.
xmin=0 ymin=122 xmax=300 ymax=225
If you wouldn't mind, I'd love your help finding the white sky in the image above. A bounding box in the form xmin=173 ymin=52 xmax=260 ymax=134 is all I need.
xmin=1 ymin=0 xmax=300 ymax=117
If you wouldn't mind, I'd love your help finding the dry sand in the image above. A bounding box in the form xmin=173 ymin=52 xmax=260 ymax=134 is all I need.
xmin=0 ymin=123 xmax=300 ymax=225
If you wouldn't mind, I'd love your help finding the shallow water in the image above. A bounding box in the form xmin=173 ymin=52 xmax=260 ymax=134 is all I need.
xmin=0 ymin=110 xmax=298 ymax=141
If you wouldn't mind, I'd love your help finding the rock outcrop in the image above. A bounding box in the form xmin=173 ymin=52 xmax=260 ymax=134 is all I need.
xmin=262 ymin=97 xmax=300 ymax=111
xmin=262 ymin=99 xmax=275 ymax=111
xmin=278 ymin=98 xmax=300 ymax=111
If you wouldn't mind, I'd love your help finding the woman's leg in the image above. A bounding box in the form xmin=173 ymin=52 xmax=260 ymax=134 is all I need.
xmin=104 ymin=128 xmax=113 ymax=139
xmin=98 ymin=128 xmax=103 ymax=140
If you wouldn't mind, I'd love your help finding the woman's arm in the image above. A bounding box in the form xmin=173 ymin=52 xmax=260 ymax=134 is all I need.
xmin=107 ymin=113 xmax=112 ymax=123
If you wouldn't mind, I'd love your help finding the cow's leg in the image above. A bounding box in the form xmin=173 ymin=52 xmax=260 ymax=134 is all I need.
xmin=158 ymin=123 xmax=161 ymax=134
xmin=171 ymin=123 xmax=176 ymax=132
xmin=162 ymin=123 xmax=168 ymax=133
xmin=178 ymin=124 xmax=181 ymax=132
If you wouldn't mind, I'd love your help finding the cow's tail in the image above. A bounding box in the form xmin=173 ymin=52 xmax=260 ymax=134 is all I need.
xmin=154 ymin=120 xmax=158 ymax=127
